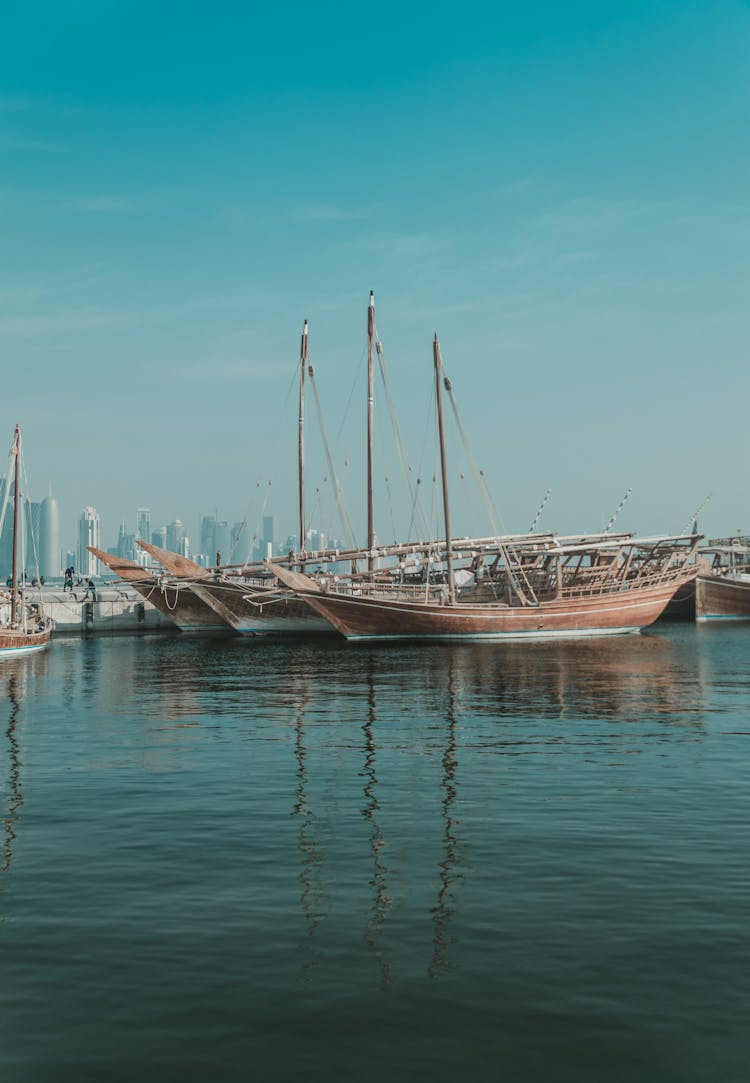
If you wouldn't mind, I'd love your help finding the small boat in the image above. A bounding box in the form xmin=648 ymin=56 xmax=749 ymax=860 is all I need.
xmin=267 ymin=335 xmax=700 ymax=641
xmin=695 ymin=537 xmax=750 ymax=621
xmin=0 ymin=426 xmax=54 ymax=656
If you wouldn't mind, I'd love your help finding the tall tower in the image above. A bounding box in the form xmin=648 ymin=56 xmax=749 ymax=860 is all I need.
xmin=39 ymin=495 xmax=61 ymax=578
xmin=136 ymin=506 xmax=151 ymax=543
xmin=77 ymin=506 xmax=101 ymax=576
xmin=263 ymin=515 xmax=276 ymax=559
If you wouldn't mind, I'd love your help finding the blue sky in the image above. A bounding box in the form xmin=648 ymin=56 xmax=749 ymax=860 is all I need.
xmin=1 ymin=0 xmax=748 ymax=556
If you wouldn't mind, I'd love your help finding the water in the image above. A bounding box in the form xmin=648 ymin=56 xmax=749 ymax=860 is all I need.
xmin=1 ymin=626 xmax=749 ymax=1082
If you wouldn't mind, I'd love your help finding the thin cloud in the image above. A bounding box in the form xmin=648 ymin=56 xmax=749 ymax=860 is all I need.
xmin=180 ymin=359 xmax=288 ymax=382
xmin=0 ymin=136 xmax=61 ymax=152
xmin=65 ymin=196 xmax=144 ymax=213
xmin=535 ymin=197 xmax=647 ymax=236
xmin=358 ymin=231 xmax=439 ymax=258
xmin=291 ymin=204 xmax=371 ymax=223
xmin=0 ymin=307 xmax=134 ymax=338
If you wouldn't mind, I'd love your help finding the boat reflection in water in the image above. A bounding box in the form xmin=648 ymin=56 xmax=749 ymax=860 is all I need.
xmin=428 ymin=660 xmax=461 ymax=980
xmin=2 ymin=651 xmax=49 ymax=875
xmin=281 ymin=629 xmax=706 ymax=980
xmin=361 ymin=660 xmax=394 ymax=987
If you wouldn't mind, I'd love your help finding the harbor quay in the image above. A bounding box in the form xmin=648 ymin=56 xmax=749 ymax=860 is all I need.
xmin=0 ymin=582 xmax=178 ymax=635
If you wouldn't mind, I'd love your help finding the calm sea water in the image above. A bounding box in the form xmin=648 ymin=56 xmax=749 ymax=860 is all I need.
xmin=1 ymin=625 xmax=749 ymax=1082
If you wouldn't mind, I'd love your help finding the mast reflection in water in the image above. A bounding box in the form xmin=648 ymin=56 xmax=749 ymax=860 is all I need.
xmin=1 ymin=628 xmax=746 ymax=1083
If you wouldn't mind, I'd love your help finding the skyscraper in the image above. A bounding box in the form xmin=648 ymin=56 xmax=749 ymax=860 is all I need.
xmin=78 ymin=506 xmax=101 ymax=576
xmin=166 ymin=519 xmax=190 ymax=558
xmin=200 ymin=515 xmax=216 ymax=563
xmin=117 ymin=521 xmax=136 ymax=562
xmin=214 ymin=520 xmax=231 ymax=565
xmin=29 ymin=501 xmax=42 ymax=569
xmin=136 ymin=507 xmax=151 ymax=543
xmin=263 ymin=515 xmax=276 ymax=560
xmin=39 ymin=495 xmax=61 ymax=578
xmin=152 ymin=525 xmax=168 ymax=549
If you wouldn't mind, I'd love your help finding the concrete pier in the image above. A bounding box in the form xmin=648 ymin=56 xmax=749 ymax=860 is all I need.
xmin=1 ymin=584 xmax=178 ymax=635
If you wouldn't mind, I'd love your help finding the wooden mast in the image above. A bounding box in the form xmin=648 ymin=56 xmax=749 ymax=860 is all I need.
xmin=433 ymin=336 xmax=455 ymax=604
xmin=298 ymin=320 xmax=308 ymax=563
xmin=367 ymin=291 xmax=375 ymax=575
xmin=10 ymin=424 xmax=20 ymax=627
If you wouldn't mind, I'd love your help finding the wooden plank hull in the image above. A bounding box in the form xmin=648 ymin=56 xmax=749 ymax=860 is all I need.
xmin=291 ymin=576 xmax=693 ymax=641
xmin=128 ymin=579 xmax=233 ymax=633
xmin=89 ymin=545 xmax=232 ymax=633
xmin=189 ymin=581 xmax=335 ymax=636
xmin=658 ymin=578 xmax=696 ymax=622
xmin=0 ymin=626 xmax=51 ymax=655
xmin=695 ymin=574 xmax=750 ymax=621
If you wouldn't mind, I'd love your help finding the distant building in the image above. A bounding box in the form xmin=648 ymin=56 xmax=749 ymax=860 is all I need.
xmin=166 ymin=519 xmax=187 ymax=556
xmin=152 ymin=525 xmax=168 ymax=549
xmin=263 ymin=515 xmax=276 ymax=556
xmin=39 ymin=495 xmax=61 ymax=578
xmin=117 ymin=521 xmax=136 ymax=562
xmin=199 ymin=515 xmax=216 ymax=565
xmin=136 ymin=507 xmax=151 ymax=544
xmin=29 ymin=501 xmax=42 ymax=569
xmin=78 ymin=507 xmax=101 ymax=576
xmin=306 ymin=529 xmax=327 ymax=553
xmin=232 ymin=522 xmax=246 ymax=561
xmin=214 ymin=520 xmax=231 ymax=565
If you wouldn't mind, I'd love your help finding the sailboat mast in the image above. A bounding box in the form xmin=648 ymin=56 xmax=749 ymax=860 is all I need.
xmin=298 ymin=320 xmax=308 ymax=560
xmin=10 ymin=424 xmax=20 ymax=626
xmin=367 ymin=291 xmax=375 ymax=575
xmin=433 ymin=337 xmax=455 ymax=604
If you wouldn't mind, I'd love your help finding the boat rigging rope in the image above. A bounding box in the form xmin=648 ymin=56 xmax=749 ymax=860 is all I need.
xmin=0 ymin=440 xmax=14 ymax=540
xmin=308 ymin=366 xmax=358 ymax=551
xmin=529 ymin=489 xmax=552 ymax=534
xmin=603 ymin=488 xmax=632 ymax=533
xmin=440 ymin=369 xmax=536 ymax=604
xmin=244 ymin=481 xmax=273 ymax=564
xmin=374 ymin=334 xmax=430 ymax=541
xmin=384 ymin=475 xmax=398 ymax=544
xmin=442 ymin=374 xmax=505 ymax=537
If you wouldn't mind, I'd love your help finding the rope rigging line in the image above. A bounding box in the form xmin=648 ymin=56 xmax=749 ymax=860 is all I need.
xmin=529 ymin=489 xmax=552 ymax=534
xmin=442 ymin=373 xmax=505 ymax=538
xmin=603 ymin=487 xmax=632 ymax=533
xmin=384 ymin=475 xmax=398 ymax=544
xmin=680 ymin=493 xmax=711 ymax=536
xmin=438 ymin=365 xmax=535 ymax=603
xmin=307 ymin=367 xmax=359 ymax=551
xmin=373 ymin=331 xmax=430 ymax=542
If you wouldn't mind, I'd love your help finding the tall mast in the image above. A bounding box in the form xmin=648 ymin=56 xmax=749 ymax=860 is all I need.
xmin=10 ymin=424 xmax=20 ymax=626
xmin=433 ymin=336 xmax=455 ymax=604
xmin=298 ymin=320 xmax=308 ymax=560
xmin=367 ymin=290 xmax=375 ymax=575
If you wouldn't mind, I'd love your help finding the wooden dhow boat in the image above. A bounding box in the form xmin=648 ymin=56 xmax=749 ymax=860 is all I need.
xmin=267 ymin=336 xmax=700 ymax=641
xmin=0 ymin=426 xmax=54 ymax=656
xmin=695 ymin=537 xmax=750 ymax=622
xmin=88 ymin=547 xmax=233 ymax=633
xmin=269 ymin=534 xmax=700 ymax=641
xmin=135 ymin=539 xmax=333 ymax=636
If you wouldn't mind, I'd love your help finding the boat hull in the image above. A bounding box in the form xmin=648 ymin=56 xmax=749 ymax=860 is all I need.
xmin=189 ymin=580 xmax=335 ymax=635
xmin=294 ymin=576 xmax=692 ymax=641
xmin=0 ymin=628 xmax=52 ymax=655
xmin=695 ymin=574 xmax=750 ymax=621
xmin=128 ymin=579 xmax=234 ymax=634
